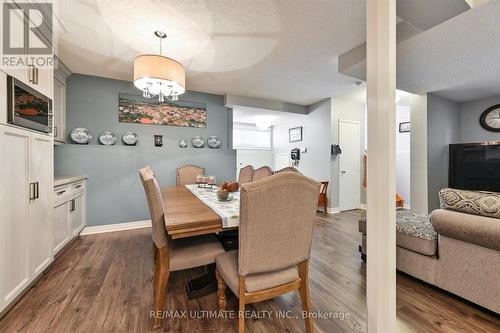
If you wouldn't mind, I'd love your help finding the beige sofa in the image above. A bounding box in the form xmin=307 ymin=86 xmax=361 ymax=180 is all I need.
xmin=359 ymin=188 xmax=500 ymax=314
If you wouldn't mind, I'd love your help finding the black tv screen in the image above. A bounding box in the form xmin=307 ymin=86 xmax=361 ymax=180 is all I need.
xmin=449 ymin=143 xmax=500 ymax=193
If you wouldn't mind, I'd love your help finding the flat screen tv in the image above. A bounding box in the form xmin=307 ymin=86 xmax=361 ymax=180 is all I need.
xmin=449 ymin=142 xmax=500 ymax=193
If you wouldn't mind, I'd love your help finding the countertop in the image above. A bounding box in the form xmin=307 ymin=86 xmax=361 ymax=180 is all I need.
xmin=54 ymin=175 xmax=88 ymax=187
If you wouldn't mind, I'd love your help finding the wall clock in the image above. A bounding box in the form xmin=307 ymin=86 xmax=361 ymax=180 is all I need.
xmin=480 ymin=104 xmax=500 ymax=132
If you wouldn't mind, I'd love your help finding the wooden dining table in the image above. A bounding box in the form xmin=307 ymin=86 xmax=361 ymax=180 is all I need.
xmin=161 ymin=185 xmax=238 ymax=239
xmin=160 ymin=185 xmax=238 ymax=298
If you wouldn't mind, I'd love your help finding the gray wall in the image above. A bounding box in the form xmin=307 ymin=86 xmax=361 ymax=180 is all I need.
xmin=459 ymin=94 xmax=500 ymax=142
xmin=55 ymin=74 xmax=236 ymax=226
xmin=426 ymin=94 xmax=460 ymax=211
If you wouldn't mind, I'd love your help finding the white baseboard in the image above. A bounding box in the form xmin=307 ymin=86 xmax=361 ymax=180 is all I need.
xmin=327 ymin=207 xmax=340 ymax=214
xmin=359 ymin=203 xmax=367 ymax=210
xmin=80 ymin=220 xmax=151 ymax=236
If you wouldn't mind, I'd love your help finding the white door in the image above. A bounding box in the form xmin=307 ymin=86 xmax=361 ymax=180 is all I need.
xmin=30 ymin=133 xmax=53 ymax=277
xmin=0 ymin=125 xmax=31 ymax=310
xmin=53 ymin=201 xmax=70 ymax=253
xmin=53 ymin=78 xmax=66 ymax=142
xmin=339 ymin=120 xmax=361 ymax=211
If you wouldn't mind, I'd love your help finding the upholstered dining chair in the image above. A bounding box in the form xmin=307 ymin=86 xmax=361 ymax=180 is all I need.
xmin=251 ymin=166 xmax=274 ymax=181
xmin=238 ymin=165 xmax=254 ymax=185
xmin=139 ymin=167 xmax=225 ymax=329
xmin=318 ymin=181 xmax=329 ymax=213
xmin=176 ymin=164 xmax=206 ymax=185
xmin=275 ymin=166 xmax=301 ymax=174
xmin=215 ymin=172 xmax=320 ymax=333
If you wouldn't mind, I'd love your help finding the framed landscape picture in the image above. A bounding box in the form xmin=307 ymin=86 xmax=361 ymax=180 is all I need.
xmin=118 ymin=93 xmax=207 ymax=128
xmin=289 ymin=126 xmax=303 ymax=142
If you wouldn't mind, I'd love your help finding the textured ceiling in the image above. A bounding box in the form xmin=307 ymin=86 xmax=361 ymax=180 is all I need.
xmin=56 ymin=0 xmax=367 ymax=105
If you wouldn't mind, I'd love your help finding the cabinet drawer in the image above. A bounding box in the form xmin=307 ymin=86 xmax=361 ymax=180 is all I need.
xmin=70 ymin=181 xmax=86 ymax=196
xmin=53 ymin=185 xmax=70 ymax=206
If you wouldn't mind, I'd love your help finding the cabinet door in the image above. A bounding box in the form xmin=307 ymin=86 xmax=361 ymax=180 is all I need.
xmin=70 ymin=195 xmax=85 ymax=236
xmin=53 ymin=202 xmax=70 ymax=254
xmin=30 ymin=133 xmax=53 ymax=277
xmin=0 ymin=125 xmax=31 ymax=311
xmin=53 ymin=78 xmax=66 ymax=143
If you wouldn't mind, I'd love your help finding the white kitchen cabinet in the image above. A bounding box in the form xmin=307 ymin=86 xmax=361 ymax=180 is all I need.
xmin=0 ymin=125 xmax=53 ymax=313
xmin=52 ymin=177 xmax=87 ymax=255
xmin=53 ymin=201 xmax=70 ymax=254
xmin=53 ymin=78 xmax=66 ymax=143
xmin=0 ymin=126 xmax=31 ymax=311
xmin=30 ymin=133 xmax=53 ymax=276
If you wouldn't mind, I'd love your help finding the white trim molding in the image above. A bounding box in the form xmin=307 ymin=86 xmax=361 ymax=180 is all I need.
xmin=360 ymin=203 xmax=367 ymax=210
xmin=327 ymin=207 xmax=341 ymax=214
xmin=80 ymin=220 xmax=151 ymax=236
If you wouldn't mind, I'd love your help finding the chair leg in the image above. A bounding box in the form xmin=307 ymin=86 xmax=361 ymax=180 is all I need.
xmin=323 ymin=201 xmax=328 ymax=213
xmin=215 ymin=270 xmax=227 ymax=310
xmin=238 ymin=276 xmax=246 ymax=333
xmin=153 ymin=246 xmax=170 ymax=329
xmin=298 ymin=260 xmax=313 ymax=333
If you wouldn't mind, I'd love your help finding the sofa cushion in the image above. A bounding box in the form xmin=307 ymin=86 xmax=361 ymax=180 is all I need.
xmin=431 ymin=209 xmax=500 ymax=251
xmin=439 ymin=188 xmax=500 ymax=219
xmin=359 ymin=210 xmax=438 ymax=256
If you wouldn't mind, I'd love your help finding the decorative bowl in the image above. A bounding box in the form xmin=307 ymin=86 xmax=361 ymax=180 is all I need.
xmin=207 ymin=136 xmax=221 ymax=149
xmin=99 ymin=131 xmax=117 ymax=145
xmin=70 ymin=128 xmax=92 ymax=144
xmin=217 ymin=189 xmax=229 ymax=201
xmin=122 ymin=132 xmax=138 ymax=146
xmin=192 ymin=136 xmax=205 ymax=148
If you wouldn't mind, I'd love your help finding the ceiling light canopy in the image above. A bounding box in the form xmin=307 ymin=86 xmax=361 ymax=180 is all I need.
xmin=133 ymin=31 xmax=185 ymax=102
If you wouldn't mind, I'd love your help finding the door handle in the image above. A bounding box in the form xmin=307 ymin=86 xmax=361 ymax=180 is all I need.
xmin=54 ymin=125 xmax=58 ymax=137
xmin=70 ymin=199 xmax=76 ymax=212
xmin=35 ymin=67 xmax=39 ymax=85
xmin=341 ymin=170 xmax=347 ymax=174
xmin=29 ymin=182 xmax=35 ymax=200
xmin=35 ymin=182 xmax=39 ymax=199
xmin=28 ymin=65 xmax=34 ymax=83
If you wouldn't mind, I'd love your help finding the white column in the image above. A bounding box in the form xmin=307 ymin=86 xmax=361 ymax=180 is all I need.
xmin=366 ymin=0 xmax=397 ymax=332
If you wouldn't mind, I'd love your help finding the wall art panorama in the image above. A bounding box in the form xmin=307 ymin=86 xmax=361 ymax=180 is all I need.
xmin=118 ymin=93 xmax=207 ymax=128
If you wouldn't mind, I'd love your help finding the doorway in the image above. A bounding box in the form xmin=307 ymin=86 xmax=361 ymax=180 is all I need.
xmin=339 ymin=120 xmax=361 ymax=211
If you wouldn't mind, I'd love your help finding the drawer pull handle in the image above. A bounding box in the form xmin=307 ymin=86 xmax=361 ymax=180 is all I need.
xmin=74 ymin=185 xmax=82 ymax=189
xmin=56 ymin=190 xmax=66 ymax=195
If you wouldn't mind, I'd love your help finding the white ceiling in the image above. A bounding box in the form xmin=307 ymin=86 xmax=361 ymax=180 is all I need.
xmin=56 ymin=0 xmax=367 ymax=105
xmin=55 ymin=0 xmax=496 ymax=106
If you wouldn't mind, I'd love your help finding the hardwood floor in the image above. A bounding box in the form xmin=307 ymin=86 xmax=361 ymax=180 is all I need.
xmin=0 ymin=210 xmax=498 ymax=332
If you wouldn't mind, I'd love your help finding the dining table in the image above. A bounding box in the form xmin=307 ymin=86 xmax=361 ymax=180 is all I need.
xmin=160 ymin=184 xmax=239 ymax=298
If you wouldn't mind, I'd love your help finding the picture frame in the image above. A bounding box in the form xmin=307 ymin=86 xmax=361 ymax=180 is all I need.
xmin=399 ymin=122 xmax=410 ymax=133
xmin=289 ymin=126 xmax=303 ymax=142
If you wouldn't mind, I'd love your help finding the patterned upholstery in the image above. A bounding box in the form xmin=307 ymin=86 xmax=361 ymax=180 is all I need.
xmin=252 ymin=166 xmax=274 ymax=181
xmin=359 ymin=210 xmax=437 ymax=256
xmin=439 ymin=188 xmax=500 ymax=219
xmin=176 ymin=164 xmax=206 ymax=185
xmin=275 ymin=166 xmax=301 ymax=174
xmin=238 ymin=165 xmax=254 ymax=184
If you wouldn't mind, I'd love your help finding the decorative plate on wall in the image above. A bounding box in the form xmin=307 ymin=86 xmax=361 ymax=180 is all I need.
xmin=207 ymin=136 xmax=221 ymax=149
xmin=99 ymin=131 xmax=117 ymax=145
xmin=191 ymin=136 xmax=205 ymax=148
xmin=70 ymin=128 xmax=92 ymax=144
xmin=179 ymin=139 xmax=188 ymax=148
xmin=122 ymin=132 xmax=138 ymax=146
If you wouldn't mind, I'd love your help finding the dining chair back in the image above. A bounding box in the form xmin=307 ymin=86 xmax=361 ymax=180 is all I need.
xmin=318 ymin=181 xmax=329 ymax=213
xmin=238 ymin=165 xmax=254 ymax=185
xmin=275 ymin=166 xmax=301 ymax=174
xmin=139 ymin=166 xmax=168 ymax=249
xmin=252 ymin=166 xmax=274 ymax=181
xmin=176 ymin=164 xmax=206 ymax=185
xmin=239 ymin=172 xmax=320 ymax=275
xmin=214 ymin=172 xmax=320 ymax=333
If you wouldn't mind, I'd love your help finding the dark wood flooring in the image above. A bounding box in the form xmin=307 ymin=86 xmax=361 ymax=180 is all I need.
xmin=0 ymin=210 xmax=499 ymax=332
